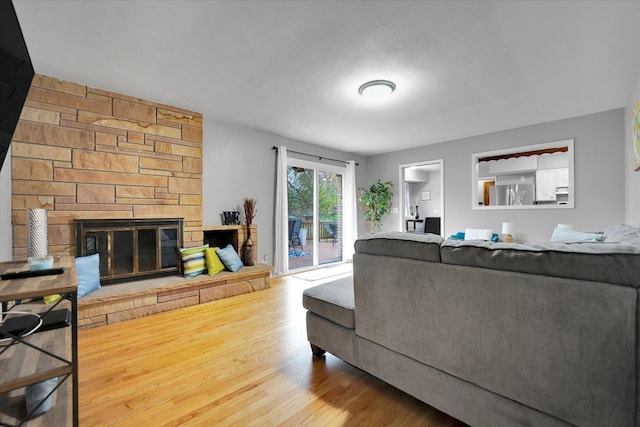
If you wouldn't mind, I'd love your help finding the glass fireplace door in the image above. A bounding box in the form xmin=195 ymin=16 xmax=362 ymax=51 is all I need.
xmin=137 ymin=228 xmax=158 ymax=273
xmin=112 ymin=229 xmax=134 ymax=277
xmin=84 ymin=231 xmax=109 ymax=278
xmin=76 ymin=218 xmax=183 ymax=284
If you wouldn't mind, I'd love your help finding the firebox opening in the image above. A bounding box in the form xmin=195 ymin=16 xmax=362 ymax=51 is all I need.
xmin=203 ymin=230 xmax=238 ymax=253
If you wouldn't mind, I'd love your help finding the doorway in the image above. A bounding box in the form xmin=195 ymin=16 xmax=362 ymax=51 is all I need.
xmin=482 ymin=180 xmax=495 ymax=207
xmin=287 ymin=159 xmax=344 ymax=271
xmin=399 ymin=159 xmax=444 ymax=235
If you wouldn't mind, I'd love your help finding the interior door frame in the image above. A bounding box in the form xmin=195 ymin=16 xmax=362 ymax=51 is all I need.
xmin=398 ymin=159 xmax=445 ymax=235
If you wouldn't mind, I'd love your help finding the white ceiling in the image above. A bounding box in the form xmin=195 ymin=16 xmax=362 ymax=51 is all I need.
xmin=12 ymin=0 xmax=640 ymax=156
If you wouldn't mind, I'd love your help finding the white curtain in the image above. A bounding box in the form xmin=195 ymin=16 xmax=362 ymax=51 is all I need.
xmin=274 ymin=146 xmax=289 ymax=275
xmin=343 ymin=160 xmax=358 ymax=262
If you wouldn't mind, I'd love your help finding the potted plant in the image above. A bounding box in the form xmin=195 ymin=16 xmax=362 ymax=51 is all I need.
xmin=358 ymin=179 xmax=393 ymax=233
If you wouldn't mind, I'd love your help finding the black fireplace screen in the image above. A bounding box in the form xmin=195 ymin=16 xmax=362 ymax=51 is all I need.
xmin=76 ymin=218 xmax=183 ymax=284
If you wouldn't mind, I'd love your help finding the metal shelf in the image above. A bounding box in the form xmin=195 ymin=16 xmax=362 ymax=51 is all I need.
xmin=0 ymin=258 xmax=77 ymax=427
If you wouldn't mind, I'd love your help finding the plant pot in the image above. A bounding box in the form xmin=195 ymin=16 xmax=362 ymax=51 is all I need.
xmin=243 ymin=238 xmax=255 ymax=266
xmin=298 ymin=228 xmax=307 ymax=246
xmin=26 ymin=377 xmax=58 ymax=416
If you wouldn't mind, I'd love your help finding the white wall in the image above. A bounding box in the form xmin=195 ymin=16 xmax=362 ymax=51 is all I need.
xmin=422 ymin=170 xmax=441 ymax=218
xmin=408 ymin=170 xmax=441 ymax=220
xmin=0 ymin=108 xmax=627 ymax=261
xmin=625 ymin=70 xmax=640 ymax=226
xmin=366 ymin=109 xmax=625 ymax=243
xmin=202 ymin=119 xmax=368 ymax=266
xmin=0 ymin=118 xmax=367 ymax=265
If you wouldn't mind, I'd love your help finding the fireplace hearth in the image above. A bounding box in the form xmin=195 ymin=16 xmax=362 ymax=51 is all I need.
xmin=75 ymin=218 xmax=184 ymax=285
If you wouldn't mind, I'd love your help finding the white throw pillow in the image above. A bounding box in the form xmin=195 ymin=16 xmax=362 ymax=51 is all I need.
xmin=464 ymin=228 xmax=494 ymax=241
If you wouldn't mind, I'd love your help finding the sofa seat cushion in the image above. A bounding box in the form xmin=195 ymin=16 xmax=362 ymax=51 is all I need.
xmin=302 ymin=276 xmax=355 ymax=329
xmin=441 ymin=239 xmax=640 ymax=287
xmin=355 ymin=231 xmax=443 ymax=263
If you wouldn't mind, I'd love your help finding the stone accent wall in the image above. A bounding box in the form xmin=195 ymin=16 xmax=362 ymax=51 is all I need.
xmin=10 ymin=74 xmax=203 ymax=258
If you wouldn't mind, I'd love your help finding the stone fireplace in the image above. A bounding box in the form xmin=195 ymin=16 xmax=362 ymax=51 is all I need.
xmin=10 ymin=75 xmax=272 ymax=330
xmin=75 ymin=218 xmax=184 ymax=284
xmin=10 ymin=74 xmax=203 ymax=260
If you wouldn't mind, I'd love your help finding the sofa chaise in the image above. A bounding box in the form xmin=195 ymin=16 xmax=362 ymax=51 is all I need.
xmin=303 ymin=226 xmax=640 ymax=426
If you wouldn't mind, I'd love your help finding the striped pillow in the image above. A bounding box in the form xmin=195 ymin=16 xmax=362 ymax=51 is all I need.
xmin=179 ymin=244 xmax=209 ymax=278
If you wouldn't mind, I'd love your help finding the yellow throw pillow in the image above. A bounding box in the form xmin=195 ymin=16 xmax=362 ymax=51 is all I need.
xmin=43 ymin=294 xmax=62 ymax=304
xmin=205 ymin=247 xmax=225 ymax=276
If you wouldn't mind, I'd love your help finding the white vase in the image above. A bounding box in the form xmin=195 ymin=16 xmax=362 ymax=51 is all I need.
xmin=27 ymin=208 xmax=48 ymax=258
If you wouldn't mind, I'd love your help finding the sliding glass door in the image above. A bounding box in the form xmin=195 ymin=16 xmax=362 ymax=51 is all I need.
xmin=287 ymin=159 xmax=344 ymax=271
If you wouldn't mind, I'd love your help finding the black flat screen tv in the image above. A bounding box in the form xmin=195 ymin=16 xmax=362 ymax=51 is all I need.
xmin=0 ymin=1 xmax=34 ymax=171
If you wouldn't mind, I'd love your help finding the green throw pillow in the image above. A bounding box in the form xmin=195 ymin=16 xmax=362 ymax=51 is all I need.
xmin=43 ymin=294 xmax=62 ymax=304
xmin=205 ymin=247 xmax=225 ymax=276
xmin=179 ymin=244 xmax=209 ymax=278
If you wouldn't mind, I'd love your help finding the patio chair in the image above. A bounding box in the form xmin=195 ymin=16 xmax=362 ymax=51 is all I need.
xmin=288 ymin=217 xmax=304 ymax=255
xmin=323 ymin=221 xmax=337 ymax=245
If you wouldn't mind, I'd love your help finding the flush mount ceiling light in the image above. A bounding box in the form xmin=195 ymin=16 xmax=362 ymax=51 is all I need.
xmin=358 ymin=80 xmax=396 ymax=100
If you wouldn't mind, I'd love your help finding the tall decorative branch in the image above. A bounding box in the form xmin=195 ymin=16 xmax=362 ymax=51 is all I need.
xmin=242 ymin=198 xmax=257 ymax=266
xmin=243 ymin=197 xmax=257 ymax=240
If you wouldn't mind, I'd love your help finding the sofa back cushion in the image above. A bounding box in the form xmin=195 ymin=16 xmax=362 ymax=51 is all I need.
xmin=354 ymin=231 xmax=443 ymax=263
xmin=441 ymin=239 xmax=640 ymax=287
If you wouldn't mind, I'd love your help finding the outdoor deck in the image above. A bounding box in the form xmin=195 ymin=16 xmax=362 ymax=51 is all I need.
xmin=288 ymin=239 xmax=342 ymax=270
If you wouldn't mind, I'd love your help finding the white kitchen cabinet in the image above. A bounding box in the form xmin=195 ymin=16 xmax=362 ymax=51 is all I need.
xmin=535 ymin=169 xmax=557 ymax=201
xmin=556 ymin=168 xmax=569 ymax=188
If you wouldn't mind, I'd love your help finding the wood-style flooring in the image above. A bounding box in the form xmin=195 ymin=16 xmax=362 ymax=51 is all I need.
xmin=78 ymin=271 xmax=467 ymax=426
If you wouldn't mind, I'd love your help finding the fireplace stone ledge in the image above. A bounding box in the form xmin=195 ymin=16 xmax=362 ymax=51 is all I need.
xmin=78 ymin=263 xmax=272 ymax=329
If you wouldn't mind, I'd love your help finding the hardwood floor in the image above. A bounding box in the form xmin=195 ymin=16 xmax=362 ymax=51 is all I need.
xmin=78 ymin=272 xmax=467 ymax=426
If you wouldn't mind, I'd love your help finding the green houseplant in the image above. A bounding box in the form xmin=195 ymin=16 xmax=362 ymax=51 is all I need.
xmin=359 ymin=179 xmax=393 ymax=233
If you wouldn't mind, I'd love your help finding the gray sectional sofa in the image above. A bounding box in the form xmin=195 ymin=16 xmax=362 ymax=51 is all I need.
xmin=303 ymin=226 xmax=640 ymax=426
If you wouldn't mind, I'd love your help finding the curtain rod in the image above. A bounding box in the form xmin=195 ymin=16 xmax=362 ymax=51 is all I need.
xmin=271 ymin=146 xmax=358 ymax=166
